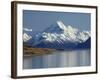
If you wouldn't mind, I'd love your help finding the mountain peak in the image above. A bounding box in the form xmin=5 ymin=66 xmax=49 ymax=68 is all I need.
xmin=24 ymin=21 xmax=91 ymax=48
xmin=57 ymin=21 xmax=78 ymax=33
xmin=23 ymin=33 xmax=32 ymax=42
xmin=57 ymin=21 xmax=67 ymax=30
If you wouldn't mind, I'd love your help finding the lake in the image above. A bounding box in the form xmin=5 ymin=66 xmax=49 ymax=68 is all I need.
xmin=23 ymin=49 xmax=90 ymax=69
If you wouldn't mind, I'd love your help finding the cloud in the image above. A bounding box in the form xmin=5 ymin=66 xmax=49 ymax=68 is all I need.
xmin=23 ymin=28 xmax=32 ymax=32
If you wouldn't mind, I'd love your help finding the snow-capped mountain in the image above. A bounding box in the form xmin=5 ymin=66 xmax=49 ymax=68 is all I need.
xmin=23 ymin=33 xmax=32 ymax=42
xmin=42 ymin=21 xmax=90 ymax=43
xmin=76 ymin=37 xmax=91 ymax=49
xmin=23 ymin=21 xmax=91 ymax=49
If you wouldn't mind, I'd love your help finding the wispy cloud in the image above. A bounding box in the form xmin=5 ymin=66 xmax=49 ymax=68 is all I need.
xmin=23 ymin=28 xmax=32 ymax=32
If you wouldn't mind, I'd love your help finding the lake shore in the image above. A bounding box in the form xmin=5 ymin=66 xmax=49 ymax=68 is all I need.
xmin=24 ymin=46 xmax=55 ymax=56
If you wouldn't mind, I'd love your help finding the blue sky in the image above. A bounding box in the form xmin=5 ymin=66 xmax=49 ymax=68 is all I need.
xmin=23 ymin=10 xmax=91 ymax=32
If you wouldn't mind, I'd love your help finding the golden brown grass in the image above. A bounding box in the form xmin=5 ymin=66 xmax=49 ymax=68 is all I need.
xmin=23 ymin=46 xmax=55 ymax=56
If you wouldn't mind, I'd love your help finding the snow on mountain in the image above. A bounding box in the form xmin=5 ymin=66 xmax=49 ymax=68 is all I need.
xmin=57 ymin=21 xmax=68 ymax=30
xmin=78 ymin=31 xmax=90 ymax=42
xmin=23 ymin=20 xmax=90 ymax=49
xmin=23 ymin=33 xmax=32 ymax=42
xmin=41 ymin=21 xmax=90 ymax=43
xmin=76 ymin=37 xmax=91 ymax=49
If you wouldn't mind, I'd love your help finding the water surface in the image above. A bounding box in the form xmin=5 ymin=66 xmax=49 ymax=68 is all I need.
xmin=23 ymin=49 xmax=90 ymax=69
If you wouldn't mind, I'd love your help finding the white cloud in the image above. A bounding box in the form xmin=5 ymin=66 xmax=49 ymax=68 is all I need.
xmin=23 ymin=28 xmax=32 ymax=32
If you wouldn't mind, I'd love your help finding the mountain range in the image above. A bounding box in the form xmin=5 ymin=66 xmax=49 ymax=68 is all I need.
xmin=23 ymin=21 xmax=91 ymax=50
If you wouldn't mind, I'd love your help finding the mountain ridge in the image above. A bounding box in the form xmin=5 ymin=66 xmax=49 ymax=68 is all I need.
xmin=23 ymin=21 xmax=91 ymax=49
